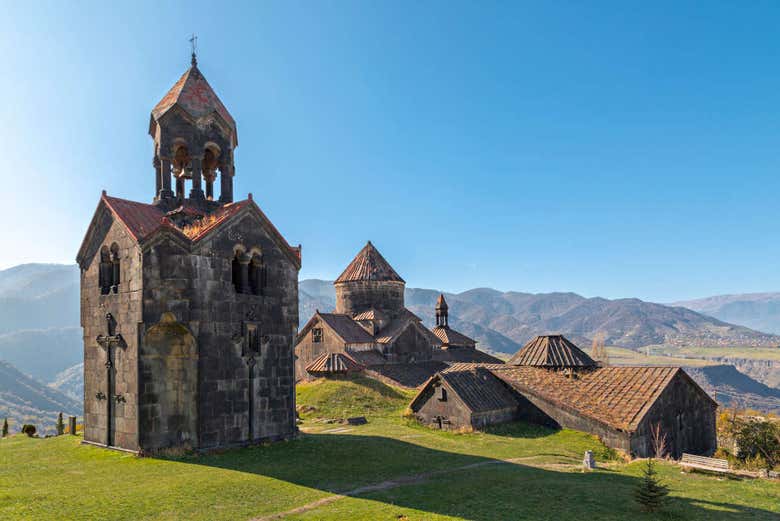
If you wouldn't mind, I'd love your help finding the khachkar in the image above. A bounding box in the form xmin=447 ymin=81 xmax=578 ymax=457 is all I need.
xmin=76 ymin=51 xmax=301 ymax=452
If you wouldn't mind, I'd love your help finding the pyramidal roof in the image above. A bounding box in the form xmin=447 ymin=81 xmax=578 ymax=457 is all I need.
xmin=334 ymin=241 xmax=405 ymax=284
xmin=151 ymin=64 xmax=236 ymax=135
xmin=507 ymin=334 xmax=597 ymax=368
xmin=436 ymin=293 xmax=448 ymax=310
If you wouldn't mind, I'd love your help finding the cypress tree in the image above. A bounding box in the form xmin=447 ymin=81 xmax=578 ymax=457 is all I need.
xmin=1 ymin=417 xmax=8 ymax=437
xmin=634 ymin=458 xmax=669 ymax=512
xmin=56 ymin=412 xmax=65 ymax=436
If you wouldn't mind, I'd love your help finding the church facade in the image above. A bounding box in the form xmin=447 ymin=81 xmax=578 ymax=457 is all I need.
xmin=76 ymin=55 xmax=300 ymax=452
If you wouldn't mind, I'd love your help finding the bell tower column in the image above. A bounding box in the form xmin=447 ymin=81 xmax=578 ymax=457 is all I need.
xmin=189 ymin=156 xmax=205 ymax=200
xmin=219 ymin=164 xmax=234 ymax=203
xmin=158 ymin=157 xmax=173 ymax=200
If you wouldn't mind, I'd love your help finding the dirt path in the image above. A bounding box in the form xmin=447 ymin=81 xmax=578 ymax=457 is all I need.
xmin=251 ymin=456 xmax=573 ymax=520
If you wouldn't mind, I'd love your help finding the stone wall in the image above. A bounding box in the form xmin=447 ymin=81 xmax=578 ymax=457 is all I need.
xmin=293 ymin=320 xmax=347 ymax=380
xmin=335 ymin=280 xmax=405 ymax=318
xmin=81 ymin=217 xmax=142 ymax=451
xmin=412 ymin=379 xmax=473 ymax=430
xmin=632 ymin=371 xmax=717 ymax=458
xmin=385 ymin=324 xmax=433 ymax=364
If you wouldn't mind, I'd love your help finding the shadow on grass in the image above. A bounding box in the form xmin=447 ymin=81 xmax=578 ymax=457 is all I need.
xmin=173 ymin=432 xmax=779 ymax=521
xmin=482 ymin=421 xmax=557 ymax=439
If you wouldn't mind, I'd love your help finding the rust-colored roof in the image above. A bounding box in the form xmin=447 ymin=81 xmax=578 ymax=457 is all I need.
xmin=431 ymin=326 xmax=476 ymax=347
xmin=413 ymin=367 xmax=518 ymax=414
xmin=98 ymin=194 xmax=300 ymax=266
xmin=352 ymin=308 xmax=388 ymax=322
xmin=491 ymin=366 xmax=681 ymax=432
xmin=346 ymin=349 xmax=387 ymax=366
xmin=151 ymin=65 xmax=236 ymax=133
xmin=306 ymin=352 xmax=364 ymax=375
xmin=435 ymin=293 xmax=448 ymax=310
xmin=317 ymin=313 xmax=376 ymax=344
xmin=433 ymin=347 xmax=504 ymax=365
xmin=366 ymin=361 xmax=449 ymax=388
xmin=507 ymin=335 xmax=596 ymax=368
xmin=103 ymin=195 xmax=167 ymax=241
xmin=334 ymin=241 xmax=405 ymax=284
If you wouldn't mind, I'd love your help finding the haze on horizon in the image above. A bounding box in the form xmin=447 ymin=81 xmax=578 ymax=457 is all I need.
xmin=1 ymin=1 xmax=778 ymax=303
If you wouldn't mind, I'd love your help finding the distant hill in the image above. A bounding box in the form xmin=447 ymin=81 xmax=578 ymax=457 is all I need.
xmin=0 ymin=328 xmax=82 ymax=382
xmin=683 ymin=365 xmax=780 ymax=414
xmin=0 ymin=263 xmax=79 ymax=334
xmin=49 ymin=363 xmax=83 ymax=402
xmin=674 ymin=292 xmax=780 ymax=336
xmin=0 ymin=360 xmax=81 ymax=433
xmin=300 ymin=279 xmax=780 ymax=353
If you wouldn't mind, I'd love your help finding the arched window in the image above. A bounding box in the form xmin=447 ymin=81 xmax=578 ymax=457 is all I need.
xmin=232 ymin=252 xmax=242 ymax=293
xmin=249 ymin=253 xmax=266 ymax=295
xmin=110 ymin=243 xmax=120 ymax=293
xmin=99 ymin=246 xmax=111 ymax=295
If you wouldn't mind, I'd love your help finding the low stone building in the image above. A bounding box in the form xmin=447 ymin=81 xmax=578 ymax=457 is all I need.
xmin=295 ymin=242 xmax=502 ymax=386
xmin=76 ymin=55 xmax=300 ymax=453
xmin=410 ymin=335 xmax=718 ymax=458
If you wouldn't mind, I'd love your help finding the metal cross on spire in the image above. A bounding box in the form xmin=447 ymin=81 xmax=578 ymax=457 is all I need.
xmin=189 ymin=33 xmax=198 ymax=66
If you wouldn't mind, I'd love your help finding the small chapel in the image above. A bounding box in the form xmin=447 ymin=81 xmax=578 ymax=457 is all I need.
xmin=76 ymin=53 xmax=300 ymax=452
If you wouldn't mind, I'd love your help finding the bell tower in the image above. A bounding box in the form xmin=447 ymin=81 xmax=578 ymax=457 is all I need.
xmin=435 ymin=294 xmax=449 ymax=327
xmin=149 ymin=49 xmax=237 ymax=208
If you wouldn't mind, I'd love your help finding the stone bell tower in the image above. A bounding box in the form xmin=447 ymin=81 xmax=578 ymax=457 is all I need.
xmin=150 ymin=51 xmax=236 ymax=207
xmin=77 ymin=53 xmax=301 ymax=453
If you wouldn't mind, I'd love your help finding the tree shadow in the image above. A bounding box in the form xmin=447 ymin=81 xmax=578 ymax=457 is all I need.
xmin=170 ymin=432 xmax=779 ymax=520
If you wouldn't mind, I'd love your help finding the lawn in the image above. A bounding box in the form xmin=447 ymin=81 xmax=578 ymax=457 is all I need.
xmin=1 ymin=377 xmax=779 ymax=520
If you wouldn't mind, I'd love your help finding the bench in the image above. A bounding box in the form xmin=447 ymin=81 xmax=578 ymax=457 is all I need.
xmin=679 ymin=453 xmax=730 ymax=474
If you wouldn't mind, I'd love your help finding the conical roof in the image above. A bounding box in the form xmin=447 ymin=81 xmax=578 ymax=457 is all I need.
xmin=151 ymin=64 xmax=236 ymax=136
xmin=334 ymin=241 xmax=405 ymax=284
xmin=507 ymin=334 xmax=596 ymax=368
xmin=436 ymin=294 xmax=448 ymax=311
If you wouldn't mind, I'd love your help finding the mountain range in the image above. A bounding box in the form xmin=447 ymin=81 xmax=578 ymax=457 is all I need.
xmin=674 ymin=293 xmax=780 ymax=336
xmin=2 ymin=263 xmax=780 ymax=428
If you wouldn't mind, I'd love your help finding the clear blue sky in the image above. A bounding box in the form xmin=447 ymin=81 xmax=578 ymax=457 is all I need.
xmin=1 ymin=1 xmax=779 ymax=302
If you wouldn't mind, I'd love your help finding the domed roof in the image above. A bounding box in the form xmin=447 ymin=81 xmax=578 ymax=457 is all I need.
xmin=507 ymin=334 xmax=596 ymax=368
xmin=334 ymin=241 xmax=405 ymax=284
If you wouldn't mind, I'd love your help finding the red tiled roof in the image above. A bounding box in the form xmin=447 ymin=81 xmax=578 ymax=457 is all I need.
xmin=152 ymin=65 xmax=236 ymax=133
xmin=352 ymin=309 xmax=388 ymax=322
xmin=306 ymin=352 xmax=364 ymax=375
xmin=507 ymin=335 xmax=596 ymax=368
xmin=492 ymin=366 xmax=681 ymax=432
xmin=102 ymin=195 xmax=167 ymax=241
xmin=431 ymin=326 xmax=476 ymax=347
xmin=335 ymin=241 xmax=404 ymax=284
xmin=99 ymin=194 xmax=300 ymax=266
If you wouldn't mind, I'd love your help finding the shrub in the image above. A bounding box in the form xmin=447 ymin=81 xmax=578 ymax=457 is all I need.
xmin=1 ymin=418 xmax=8 ymax=437
xmin=21 ymin=424 xmax=37 ymax=437
xmin=633 ymin=459 xmax=669 ymax=513
xmin=735 ymin=419 xmax=780 ymax=469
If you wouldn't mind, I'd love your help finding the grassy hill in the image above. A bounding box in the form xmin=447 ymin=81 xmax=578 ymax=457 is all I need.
xmin=1 ymin=378 xmax=778 ymax=520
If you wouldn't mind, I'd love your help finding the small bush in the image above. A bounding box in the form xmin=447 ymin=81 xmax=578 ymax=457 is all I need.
xmin=633 ymin=459 xmax=669 ymax=513
xmin=21 ymin=424 xmax=37 ymax=437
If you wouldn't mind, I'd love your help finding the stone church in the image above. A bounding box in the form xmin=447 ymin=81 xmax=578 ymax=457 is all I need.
xmin=295 ymin=242 xmax=502 ymax=387
xmin=76 ymin=55 xmax=301 ymax=452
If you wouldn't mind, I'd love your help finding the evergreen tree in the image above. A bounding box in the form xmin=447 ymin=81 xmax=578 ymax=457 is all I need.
xmin=56 ymin=412 xmax=65 ymax=436
xmin=1 ymin=417 xmax=8 ymax=437
xmin=634 ymin=458 xmax=669 ymax=512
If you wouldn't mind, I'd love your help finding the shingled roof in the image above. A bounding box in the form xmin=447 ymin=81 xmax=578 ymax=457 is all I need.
xmin=312 ymin=313 xmax=376 ymax=344
xmin=507 ymin=335 xmax=596 ymax=368
xmin=306 ymin=352 xmax=364 ymax=375
xmin=79 ymin=194 xmax=301 ymax=268
xmin=491 ymin=365 xmax=697 ymax=432
xmin=151 ymin=64 xmax=236 ymax=139
xmin=431 ymin=326 xmax=476 ymax=348
xmin=410 ymin=366 xmax=518 ymax=413
xmin=335 ymin=241 xmax=405 ymax=284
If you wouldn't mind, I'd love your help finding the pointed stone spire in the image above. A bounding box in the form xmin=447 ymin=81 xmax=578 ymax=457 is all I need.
xmin=435 ymin=294 xmax=448 ymax=327
xmin=334 ymin=241 xmax=405 ymax=284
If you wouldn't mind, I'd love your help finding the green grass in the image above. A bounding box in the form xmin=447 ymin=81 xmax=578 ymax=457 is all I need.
xmin=1 ymin=377 xmax=779 ymax=520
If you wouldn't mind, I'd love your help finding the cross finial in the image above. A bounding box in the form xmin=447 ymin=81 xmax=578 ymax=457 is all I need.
xmin=189 ymin=33 xmax=198 ymax=66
